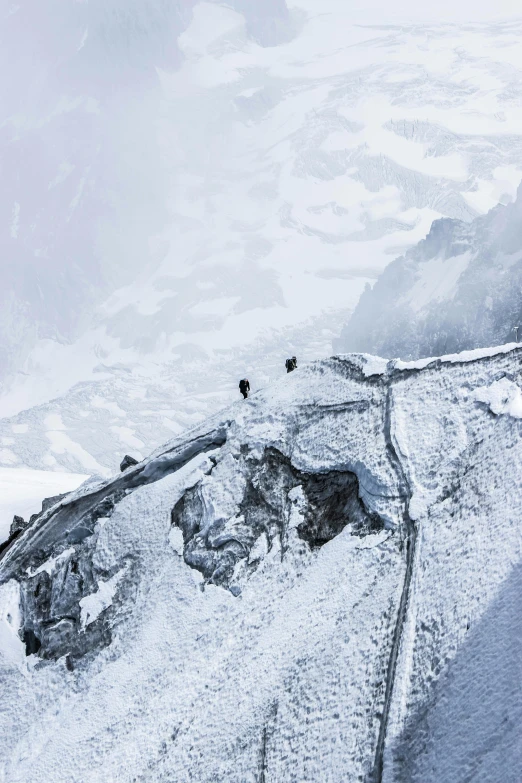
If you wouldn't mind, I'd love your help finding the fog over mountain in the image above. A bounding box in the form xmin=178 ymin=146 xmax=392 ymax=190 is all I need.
xmin=0 ymin=0 xmax=298 ymax=390
xmin=1 ymin=2 xmax=522 ymax=477
xmin=336 ymin=183 xmax=522 ymax=359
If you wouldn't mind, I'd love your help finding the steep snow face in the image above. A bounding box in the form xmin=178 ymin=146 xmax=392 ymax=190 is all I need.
xmin=0 ymin=347 xmax=520 ymax=782
xmin=336 ymin=183 xmax=522 ymax=359
xmin=2 ymin=6 xmax=522 ymax=431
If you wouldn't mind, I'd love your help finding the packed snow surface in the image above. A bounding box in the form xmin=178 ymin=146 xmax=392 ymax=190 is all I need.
xmin=474 ymin=376 xmax=522 ymax=418
xmin=0 ymin=346 xmax=520 ymax=782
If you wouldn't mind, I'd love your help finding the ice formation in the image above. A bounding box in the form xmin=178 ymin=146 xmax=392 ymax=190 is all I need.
xmin=0 ymin=346 xmax=520 ymax=782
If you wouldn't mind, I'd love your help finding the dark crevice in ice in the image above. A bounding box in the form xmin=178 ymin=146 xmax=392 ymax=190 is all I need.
xmin=172 ymin=446 xmax=385 ymax=590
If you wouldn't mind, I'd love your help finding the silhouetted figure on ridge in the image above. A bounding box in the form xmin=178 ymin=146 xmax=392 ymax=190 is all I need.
xmin=239 ymin=379 xmax=250 ymax=399
xmin=285 ymin=356 xmax=297 ymax=373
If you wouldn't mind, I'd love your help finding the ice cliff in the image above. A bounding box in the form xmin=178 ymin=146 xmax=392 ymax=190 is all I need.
xmin=0 ymin=347 xmax=521 ymax=782
xmin=336 ymin=185 xmax=522 ymax=361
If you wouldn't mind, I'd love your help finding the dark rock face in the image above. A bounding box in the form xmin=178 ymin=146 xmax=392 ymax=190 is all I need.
xmin=120 ymin=454 xmax=139 ymax=472
xmin=27 ymin=493 xmax=70 ymax=526
xmin=172 ymin=447 xmax=384 ymax=588
xmin=1 ymin=419 xmax=381 ymax=666
xmin=23 ymin=628 xmax=41 ymax=656
xmin=10 ymin=515 xmax=26 ymax=538
xmin=297 ymin=470 xmax=384 ymax=547
xmin=17 ymin=556 xmax=128 ymax=664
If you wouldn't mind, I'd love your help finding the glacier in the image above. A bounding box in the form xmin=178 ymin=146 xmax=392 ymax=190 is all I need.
xmin=2 ymin=3 xmax=522 ymax=476
xmin=0 ymin=346 xmax=520 ymax=782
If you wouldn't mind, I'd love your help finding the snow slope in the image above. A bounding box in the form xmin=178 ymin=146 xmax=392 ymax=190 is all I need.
xmin=336 ymin=182 xmax=522 ymax=359
xmin=2 ymin=4 xmax=522 ymax=466
xmin=0 ymin=310 xmax=345 ymax=474
xmin=0 ymin=345 xmax=520 ymax=782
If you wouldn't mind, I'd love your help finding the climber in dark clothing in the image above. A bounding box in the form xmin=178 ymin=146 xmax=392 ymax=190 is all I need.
xmin=239 ymin=378 xmax=250 ymax=399
xmin=285 ymin=356 xmax=297 ymax=373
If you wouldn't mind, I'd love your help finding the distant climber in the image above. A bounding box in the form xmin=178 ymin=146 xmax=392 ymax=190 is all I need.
xmin=239 ymin=378 xmax=250 ymax=399
xmin=120 ymin=454 xmax=139 ymax=472
xmin=285 ymin=356 xmax=297 ymax=373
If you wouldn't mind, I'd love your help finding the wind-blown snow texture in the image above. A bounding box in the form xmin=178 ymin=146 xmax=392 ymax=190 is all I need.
xmin=0 ymin=347 xmax=520 ymax=782
xmin=2 ymin=2 xmax=522 ymax=473
xmin=336 ymin=183 xmax=522 ymax=360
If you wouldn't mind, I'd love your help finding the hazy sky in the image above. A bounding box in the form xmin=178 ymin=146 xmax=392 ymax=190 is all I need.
xmin=290 ymin=0 xmax=521 ymax=22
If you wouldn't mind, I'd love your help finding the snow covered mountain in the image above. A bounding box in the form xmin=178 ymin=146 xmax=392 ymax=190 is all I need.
xmin=1 ymin=346 xmax=520 ymax=782
xmin=335 ymin=183 xmax=522 ymax=360
xmin=2 ymin=3 xmax=522 ymax=466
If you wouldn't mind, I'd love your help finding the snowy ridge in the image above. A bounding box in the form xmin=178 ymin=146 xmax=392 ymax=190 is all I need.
xmin=0 ymin=346 xmax=521 ymax=782
xmin=0 ymin=312 xmax=344 ymax=474
xmin=342 ymin=342 xmax=522 ymax=377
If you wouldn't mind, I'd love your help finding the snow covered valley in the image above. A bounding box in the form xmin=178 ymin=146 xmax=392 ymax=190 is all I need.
xmin=0 ymin=346 xmax=520 ymax=782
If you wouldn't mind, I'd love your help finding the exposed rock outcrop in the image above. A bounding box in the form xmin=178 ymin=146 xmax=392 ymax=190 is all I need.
xmin=9 ymin=515 xmax=26 ymax=539
xmin=119 ymin=454 xmax=139 ymax=472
